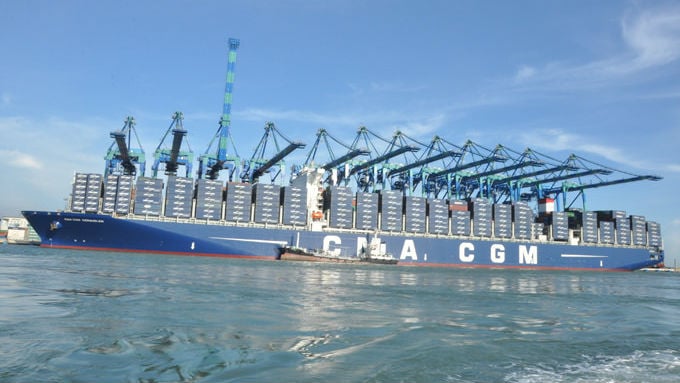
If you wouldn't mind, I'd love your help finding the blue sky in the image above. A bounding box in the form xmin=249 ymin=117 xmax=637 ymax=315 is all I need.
xmin=1 ymin=1 xmax=679 ymax=264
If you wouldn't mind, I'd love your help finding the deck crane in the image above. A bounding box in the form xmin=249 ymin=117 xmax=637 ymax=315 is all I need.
xmin=198 ymin=38 xmax=241 ymax=180
xmin=151 ymin=112 xmax=194 ymax=178
xmin=302 ymin=128 xmax=370 ymax=184
xmin=241 ymin=122 xmax=306 ymax=184
xmin=105 ymin=116 xmax=146 ymax=177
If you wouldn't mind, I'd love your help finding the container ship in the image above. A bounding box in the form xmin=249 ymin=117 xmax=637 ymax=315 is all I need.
xmin=22 ymin=38 xmax=665 ymax=271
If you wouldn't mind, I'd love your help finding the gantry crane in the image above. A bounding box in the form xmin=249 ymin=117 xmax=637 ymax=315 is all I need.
xmin=241 ymin=122 xmax=305 ymax=184
xmin=303 ymin=128 xmax=370 ymax=185
xmin=105 ymin=116 xmax=146 ymax=177
xmin=198 ymin=38 xmax=241 ymax=180
xmin=151 ymin=112 xmax=194 ymax=178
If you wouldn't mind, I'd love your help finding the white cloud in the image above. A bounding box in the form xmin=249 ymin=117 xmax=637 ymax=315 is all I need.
xmin=517 ymin=128 xmax=659 ymax=171
xmin=514 ymin=65 xmax=536 ymax=82
xmin=508 ymin=4 xmax=680 ymax=92
xmin=620 ymin=5 xmax=680 ymax=72
xmin=0 ymin=150 xmax=43 ymax=169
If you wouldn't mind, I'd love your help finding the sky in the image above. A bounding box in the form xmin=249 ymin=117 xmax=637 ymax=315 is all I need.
xmin=1 ymin=0 xmax=679 ymax=264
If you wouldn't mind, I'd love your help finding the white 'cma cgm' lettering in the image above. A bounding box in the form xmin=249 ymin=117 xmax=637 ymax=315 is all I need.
xmin=459 ymin=242 xmax=538 ymax=264
xmin=323 ymin=235 xmax=539 ymax=265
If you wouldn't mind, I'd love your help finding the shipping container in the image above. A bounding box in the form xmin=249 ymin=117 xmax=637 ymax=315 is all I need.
xmin=428 ymin=198 xmax=449 ymax=235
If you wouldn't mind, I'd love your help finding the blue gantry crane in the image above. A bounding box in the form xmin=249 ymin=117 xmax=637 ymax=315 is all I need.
xmin=151 ymin=111 xmax=194 ymax=178
xmin=198 ymin=38 xmax=241 ymax=180
xmin=105 ymin=116 xmax=146 ymax=177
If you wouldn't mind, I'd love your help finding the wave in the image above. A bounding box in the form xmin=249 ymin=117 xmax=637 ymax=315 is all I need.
xmin=505 ymin=349 xmax=680 ymax=383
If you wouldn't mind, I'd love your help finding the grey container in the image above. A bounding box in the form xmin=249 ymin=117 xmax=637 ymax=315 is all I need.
xmin=404 ymin=196 xmax=426 ymax=233
xmin=599 ymin=221 xmax=615 ymax=244
xmin=428 ymin=198 xmax=449 ymax=235
xmin=356 ymin=192 xmax=379 ymax=230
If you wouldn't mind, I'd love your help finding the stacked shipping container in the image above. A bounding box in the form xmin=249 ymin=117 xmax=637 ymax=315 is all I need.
xmin=493 ymin=204 xmax=512 ymax=238
xmin=281 ymin=186 xmax=307 ymax=225
xmin=165 ymin=176 xmax=193 ymax=218
xmin=380 ymin=190 xmax=403 ymax=231
xmin=225 ymin=182 xmax=252 ymax=222
xmin=195 ymin=179 xmax=223 ymax=220
xmin=470 ymin=198 xmax=491 ymax=237
xmin=512 ymin=202 xmax=533 ymax=239
xmin=253 ymin=183 xmax=280 ymax=223
xmin=355 ymin=192 xmax=378 ymax=230
xmin=404 ymin=196 xmax=426 ymax=233
xmin=450 ymin=200 xmax=471 ymax=236
xmin=325 ymin=186 xmax=353 ymax=228
xmin=427 ymin=198 xmax=449 ymax=235
xmin=133 ymin=177 xmax=163 ymax=216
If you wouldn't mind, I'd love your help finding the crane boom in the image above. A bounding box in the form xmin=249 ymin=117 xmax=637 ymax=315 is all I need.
xmin=110 ymin=131 xmax=135 ymax=175
xmin=428 ymin=155 xmax=506 ymax=179
xmin=166 ymin=127 xmax=187 ymax=174
xmin=251 ymin=141 xmax=306 ymax=181
xmin=388 ymin=150 xmax=459 ymax=176
xmin=323 ymin=148 xmax=371 ymax=170
xmin=349 ymin=145 xmax=420 ymax=176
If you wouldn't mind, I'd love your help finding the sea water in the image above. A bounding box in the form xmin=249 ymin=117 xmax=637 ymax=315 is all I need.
xmin=1 ymin=245 xmax=679 ymax=383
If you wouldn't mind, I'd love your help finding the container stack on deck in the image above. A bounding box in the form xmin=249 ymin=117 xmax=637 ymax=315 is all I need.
xmin=512 ymin=201 xmax=533 ymax=239
xmin=253 ymin=183 xmax=280 ymax=224
xmin=195 ymin=179 xmax=222 ymax=220
xmin=102 ymin=175 xmax=118 ymax=214
xmin=647 ymin=221 xmax=662 ymax=247
xmin=70 ymin=173 xmax=88 ymax=212
xmin=470 ymin=198 xmax=492 ymax=237
xmin=427 ymin=198 xmax=449 ymax=235
xmin=165 ymin=176 xmax=193 ymax=218
xmin=404 ymin=196 xmax=426 ymax=233
xmin=630 ymin=215 xmax=647 ymax=246
xmin=551 ymin=211 xmax=569 ymax=241
xmin=225 ymin=182 xmax=252 ymax=222
xmin=450 ymin=200 xmax=471 ymax=236
xmin=581 ymin=211 xmax=598 ymax=243
xmin=325 ymin=186 xmax=353 ymax=228
xmin=380 ymin=190 xmax=403 ymax=231
xmin=282 ymin=186 xmax=307 ymax=225
xmin=602 ymin=222 xmax=616 ymax=244
xmin=115 ymin=175 xmax=133 ymax=215
xmin=493 ymin=203 xmax=512 ymax=238
xmin=133 ymin=177 xmax=163 ymax=216
xmin=616 ymin=212 xmax=631 ymax=245
xmin=84 ymin=174 xmax=102 ymax=213
xmin=68 ymin=168 xmax=663 ymax=253
xmin=355 ymin=192 xmax=378 ymax=230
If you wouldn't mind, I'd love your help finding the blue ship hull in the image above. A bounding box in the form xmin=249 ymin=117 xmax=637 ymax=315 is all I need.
xmin=22 ymin=211 xmax=663 ymax=271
